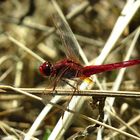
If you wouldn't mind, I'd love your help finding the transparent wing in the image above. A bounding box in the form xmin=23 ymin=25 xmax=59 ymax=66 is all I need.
xmin=52 ymin=0 xmax=87 ymax=64
xmin=58 ymin=21 xmax=80 ymax=62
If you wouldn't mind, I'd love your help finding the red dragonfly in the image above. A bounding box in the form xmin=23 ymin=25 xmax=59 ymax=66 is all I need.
xmin=39 ymin=59 xmax=140 ymax=80
xmin=39 ymin=11 xmax=140 ymax=88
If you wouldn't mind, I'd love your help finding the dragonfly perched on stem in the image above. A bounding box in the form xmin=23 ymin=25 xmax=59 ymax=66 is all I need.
xmin=39 ymin=2 xmax=140 ymax=88
xmin=38 ymin=2 xmax=140 ymax=140
xmin=39 ymin=0 xmax=140 ymax=131
xmin=39 ymin=12 xmax=140 ymax=120
xmin=39 ymin=18 xmax=140 ymax=89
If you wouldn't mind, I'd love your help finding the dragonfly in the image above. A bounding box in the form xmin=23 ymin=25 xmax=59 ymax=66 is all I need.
xmin=39 ymin=13 xmax=140 ymax=128
xmin=39 ymin=59 xmax=140 ymax=82
xmin=39 ymin=3 xmax=140 ymax=131
xmin=39 ymin=12 xmax=140 ymax=88
xmin=39 ymin=20 xmax=140 ymax=87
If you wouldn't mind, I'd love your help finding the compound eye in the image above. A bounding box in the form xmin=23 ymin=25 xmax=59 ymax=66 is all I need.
xmin=39 ymin=62 xmax=52 ymax=76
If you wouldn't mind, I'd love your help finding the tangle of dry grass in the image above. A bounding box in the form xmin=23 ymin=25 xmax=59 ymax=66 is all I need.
xmin=0 ymin=0 xmax=140 ymax=140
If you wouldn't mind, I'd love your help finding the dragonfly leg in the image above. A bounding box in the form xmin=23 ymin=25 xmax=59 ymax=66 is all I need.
xmin=61 ymin=79 xmax=76 ymax=89
xmin=59 ymin=70 xmax=81 ymax=110
xmin=60 ymin=79 xmax=78 ymax=110
xmin=51 ymin=66 xmax=71 ymax=92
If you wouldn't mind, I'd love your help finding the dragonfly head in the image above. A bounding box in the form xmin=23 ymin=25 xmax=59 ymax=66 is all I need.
xmin=39 ymin=61 xmax=53 ymax=76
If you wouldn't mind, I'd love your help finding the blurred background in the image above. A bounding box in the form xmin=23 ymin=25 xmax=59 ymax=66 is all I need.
xmin=0 ymin=0 xmax=140 ymax=139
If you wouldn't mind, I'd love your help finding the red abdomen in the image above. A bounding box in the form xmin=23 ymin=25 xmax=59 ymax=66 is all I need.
xmin=82 ymin=59 xmax=140 ymax=77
